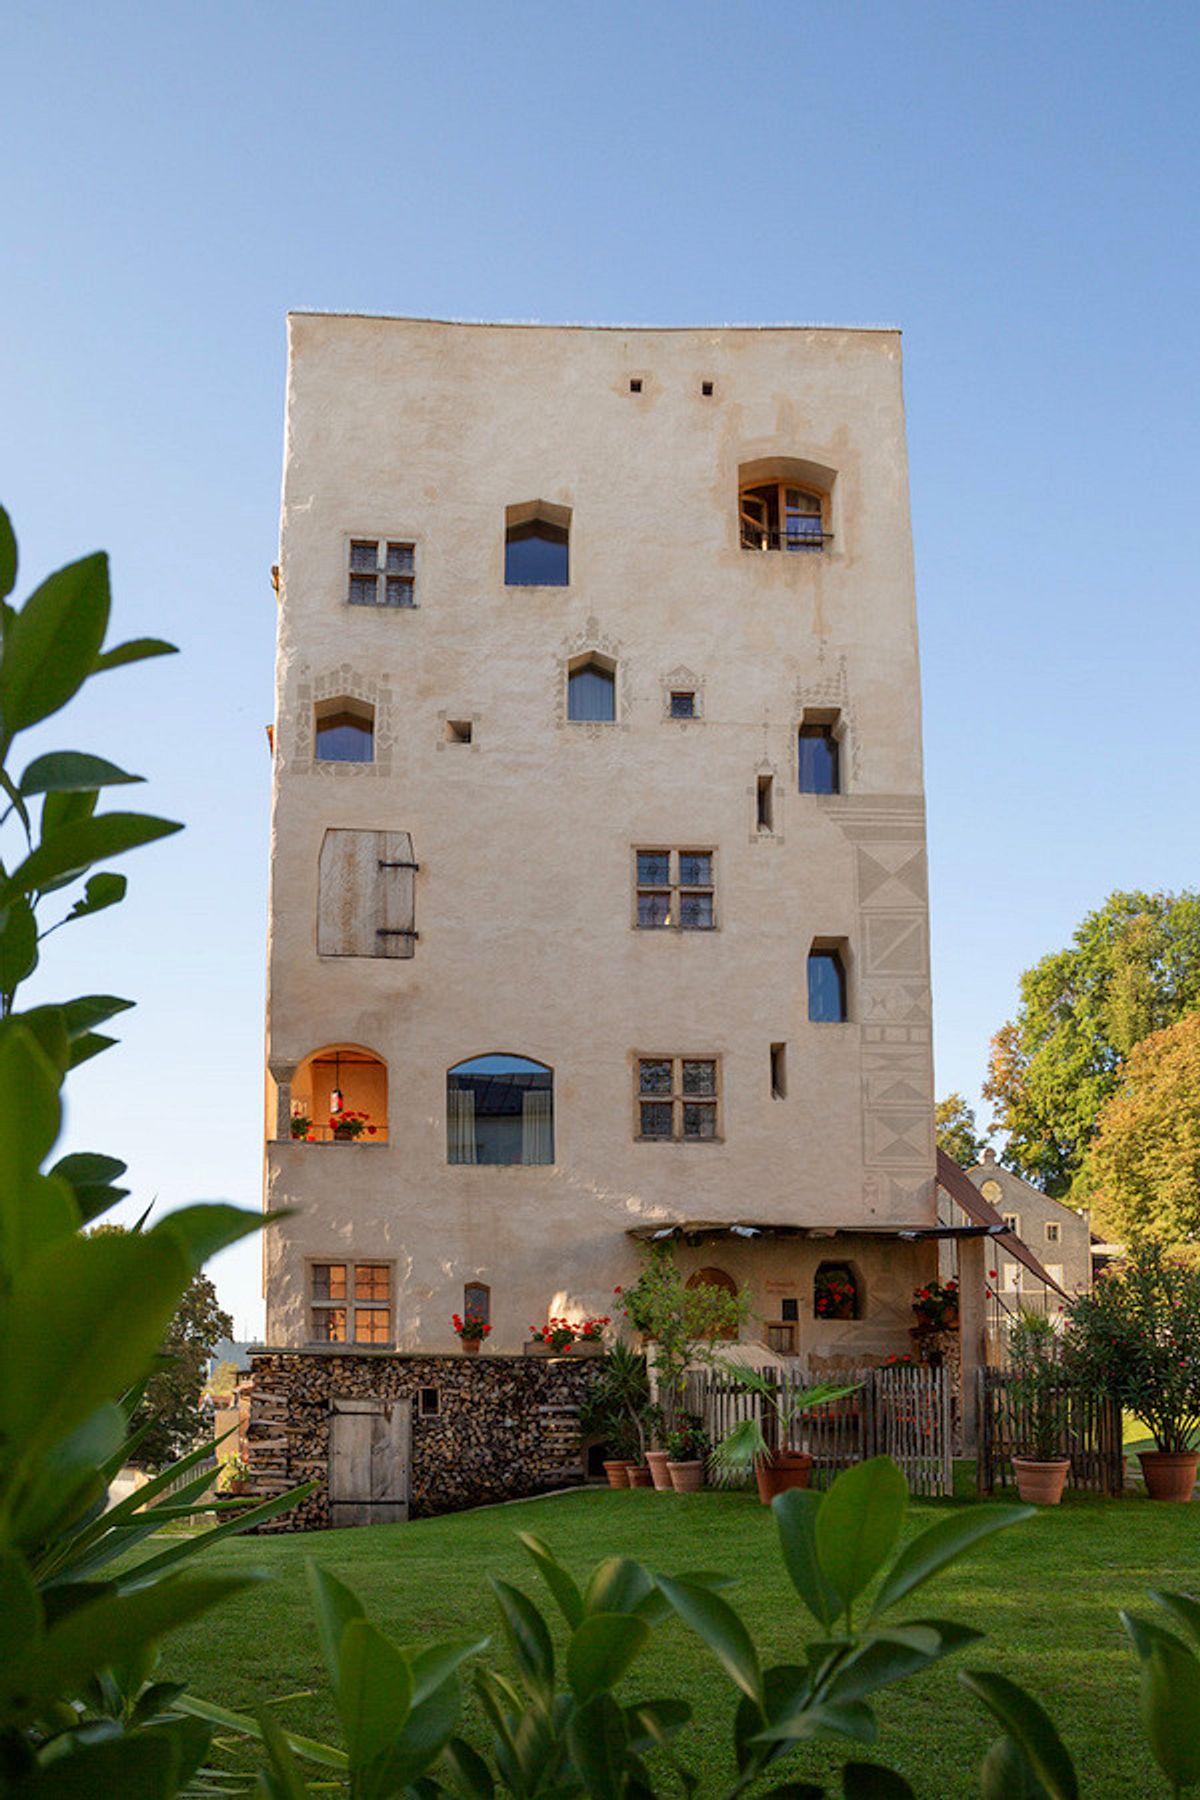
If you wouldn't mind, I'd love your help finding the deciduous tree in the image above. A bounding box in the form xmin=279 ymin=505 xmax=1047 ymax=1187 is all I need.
xmin=983 ymin=890 xmax=1200 ymax=1196
xmin=1079 ymin=1012 xmax=1200 ymax=1248
xmin=935 ymin=1091 xmax=987 ymax=1169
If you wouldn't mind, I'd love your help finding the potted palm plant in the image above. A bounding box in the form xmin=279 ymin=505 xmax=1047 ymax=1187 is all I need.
xmin=579 ymin=1342 xmax=657 ymax=1486
xmin=1066 ymin=1244 xmax=1200 ymax=1501
xmin=1008 ymin=1308 xmax=1071 ymax=1505
xmin=709 ymin=1363 xmax=859 ymax=1504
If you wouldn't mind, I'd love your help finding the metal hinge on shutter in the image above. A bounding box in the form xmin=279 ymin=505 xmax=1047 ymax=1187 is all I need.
xmin=378 ymin=859 xmax=420 ymax=871
xmin=376 ymin=928 xmax=420 ymax=939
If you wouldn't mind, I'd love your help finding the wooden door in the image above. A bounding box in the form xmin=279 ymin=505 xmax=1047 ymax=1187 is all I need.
xmin=329 ymin=1397 xmax=411 ymax=1527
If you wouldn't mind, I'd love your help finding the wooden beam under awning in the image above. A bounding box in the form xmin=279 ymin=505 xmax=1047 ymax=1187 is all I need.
xmin=936 ymin=1147 xmax=1068 ymax=1297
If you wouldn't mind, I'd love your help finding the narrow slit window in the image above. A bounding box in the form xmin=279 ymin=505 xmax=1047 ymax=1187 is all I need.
xmin=770 ymin=1043 xmax=787 ymax=1099
xmin=799 ymin=723 xmax=840 ymax=794
xmin=757 ymin=773 xmax=774 ymax=831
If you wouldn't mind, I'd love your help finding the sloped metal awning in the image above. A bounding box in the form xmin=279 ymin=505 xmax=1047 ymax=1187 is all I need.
xmin=936 ymin=1147 xmax=1068 ymax=1297
xmin=625 ymin=1220 xmax=1003 ymax=1244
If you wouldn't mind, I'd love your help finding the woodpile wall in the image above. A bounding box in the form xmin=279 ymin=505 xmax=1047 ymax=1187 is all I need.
xmin=241 ymin=1349 xmax=603 ymax=1529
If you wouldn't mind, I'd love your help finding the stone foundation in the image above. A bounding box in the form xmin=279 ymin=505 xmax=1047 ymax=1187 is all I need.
xmin=241 ymin=1348 xmax=604 ymax=1530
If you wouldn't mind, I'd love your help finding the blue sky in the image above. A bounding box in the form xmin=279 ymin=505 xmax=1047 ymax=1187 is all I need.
xmin=3 ymin=1 xmax=1197 ymax=1335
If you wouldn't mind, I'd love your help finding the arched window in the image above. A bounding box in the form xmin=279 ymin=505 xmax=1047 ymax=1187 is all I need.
xmin=464 ymin=1282 xmax=491 ymax=1325
xmin=814 ymin=1261 xmax=861 ymax=1321
xmin=505 ymin=500 xmax=570 ymax=586
xmin=737 ymin=457 xmax=834 ymax=554
xmin=567 ymin=656 xmax=616 ymax=722
xmin=808 ymin=946 xmax=848 ymax=1022
xmin=290 ymin=1044 xmax=388 ymax=1142
xmin=315 ymin=697 xmax=374 ymax=763
xmin=447 ymin=1054 xmax=554 ymax=1166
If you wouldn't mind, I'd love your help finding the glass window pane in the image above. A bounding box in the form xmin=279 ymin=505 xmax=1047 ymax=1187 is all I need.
xmin=312 ymin=1264 xmax=345 ymax=1301
xmin=679 ymin=892 xmax=713 ymax=929
xmin=785 ymin=488 xmax=821 ymax=515
xmin=808 ymin=951 xmax=847 ymax=1022
xmin=349 ymin=541 xmax=378 ymax=572
xmin=354 ymin=1309 xmax=390 ymax=1344
xmin=313 ymin=1307 xmax=347 ymax=1342
xmin=386 ymin=542 xmax=414 ymax=573
xmin=355 ymin=1264 xmax=390 ymax=1301
xmin=640 ymin=1101 xmax=673 ymax=1138
xmin=670 ymin=691 xmax=695 ymax=717
xmin=682 ymin=1102 xmax=716 ymax=1139
xmin=639 ymin=1060 xmax=673 ymax=1094
xmin=637 ymin=852 xmax=670 ymax=885
xmin=349 ymin=572 xmax=379 ymax=605
xmin=567 ymin=664 xmax=615 ymax=721
xmin=682 ymin=1060 xmax=716 ymax=1096
xmin=678 ymin=854 xmax=711 ymax=888
xmin=799 ymin=727 xmax=839 ymax=794
xmin=384 ymin=576 xmax=414 ymax=606
xmin=464 ymin=1283 xmax=490 ymax=1323
xmin=316 ymin=715 xmax=374 ymax=763
xmin=638 ymin=892 xmax=671 ymax=928
xmin=505 ymin=521 xmax=569 ymax=586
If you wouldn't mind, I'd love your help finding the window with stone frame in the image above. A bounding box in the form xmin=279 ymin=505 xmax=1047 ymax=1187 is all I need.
xmin=348 ymin=538 xmax=416 ymax=607
xmin=1045 ymin=1221 xmax=1061 ymax=1244
xmin=309 ymin=1262 xmax=392 ymax=1344
xmin=636 ymin=1056 xmax=719 ymax=1141
xmin=635 ymin=850 xmax=714 ymax=930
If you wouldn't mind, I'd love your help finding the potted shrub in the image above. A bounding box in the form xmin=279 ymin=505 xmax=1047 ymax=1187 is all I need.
xmin=329 ymin=1107 xmax=374 ymax=1141
xmin=451 ymin=1313 xmax=492 ymax=1355
xmin=709 ymin=1363 xmax=859 ymax=1504
xmin=1066 ymin=1243 xmax=1200 ymax=1501
xmin=289 ymin=1115 xmax=313 ymax=1141
xmin=912 ymin=1276 xmax=959 ymax=1331
xmin=665 ymin=1415 xmax=711 ymax=1492
xmin=216 ymin=1453 xmax=251 ymax=1498
xmin=1008 ymin=1309 xmax=1071 ymax=1505
xmin=578 ymin=1342 xmax=659 ymax=1487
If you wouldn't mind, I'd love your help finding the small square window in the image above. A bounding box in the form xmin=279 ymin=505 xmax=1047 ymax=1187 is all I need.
xmin=670 ymin=691 xmax=696 ymax=718
xmin=701 ymin=380 xmax=714 ymax=397
xmin=444 ymin=719 xmax=473 ymax=744
xmin=1045 ymin=1222 xmax=1061 ymax=1244
xmin=766 ymin=1322 xmax=796 ymax=1355
xmin=630 ymin=378 xmax=643 ymax=393
xmin=310 ymin=1260 xmax=391 ymax=1345
xmin=636 ymin=1057 xmax=720 ymax=1142
xmin=635 ymin=849 xmax=715 ymax=931
xmin=1002 ymin=1213 xmax=1021 ymax=1235
xmin=347 ymin=538 xmax=416 ymax=607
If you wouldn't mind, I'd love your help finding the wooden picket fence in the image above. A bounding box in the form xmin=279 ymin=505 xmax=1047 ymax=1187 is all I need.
xmin=683 ymin=1363 xmax=954 ymax=1497
xmin=977 ymin=1370 xmax=1123 ymax=1496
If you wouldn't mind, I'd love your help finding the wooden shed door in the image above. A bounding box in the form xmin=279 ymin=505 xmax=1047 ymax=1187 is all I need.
xmin=318 ymin=830 xmax=416 ymax=958
xmin=329 ymin=1398 xmax=411 ymax=1527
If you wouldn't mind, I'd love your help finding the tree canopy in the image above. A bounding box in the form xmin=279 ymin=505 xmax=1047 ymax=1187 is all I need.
xmin=1079 ymin=1012 xmax=1200 ymax=1248
xmin=983 ymin=890 xmax=1200 ymax=1197
xmin=935 ymin=1092 xmax=987 ymax=1169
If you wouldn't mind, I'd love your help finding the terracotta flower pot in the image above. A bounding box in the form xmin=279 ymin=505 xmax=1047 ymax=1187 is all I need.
xmin=627 ymin=1464 xmax=653 ymax=1487
xmin=461 ymin=1338 xmax=481 ymax=1355
xmin=1012 ymin=1457 xmax=1071 ymax=1505
xmin=1139 ymin=1450 xmax=1199 ymax=1502
xmin=603 ymin=1460 xmax=631 ymax=1489
xmin=667 ymin=1459 xmax=704 ymax=1493
xmin=754 ymin=1450 xmax=813 ymax=1506
xmin=645 ymin=1449 xmax=673 ymax=1491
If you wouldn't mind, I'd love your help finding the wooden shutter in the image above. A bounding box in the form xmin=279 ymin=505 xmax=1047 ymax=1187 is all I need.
xmin=318 ymin=829 xmax=416 ymax=958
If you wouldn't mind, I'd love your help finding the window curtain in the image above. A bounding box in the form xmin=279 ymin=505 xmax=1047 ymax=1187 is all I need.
xmin=521 ymin=1089 xmax=553 ymax=1165
xmin=568 ymin=667 xmax=615 ymax=722
xmin=448 ymin=1087 xmax=477 ymax=1164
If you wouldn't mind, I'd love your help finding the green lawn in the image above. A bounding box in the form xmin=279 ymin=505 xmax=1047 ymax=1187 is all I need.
xmin=157 ymin=1483 xmax=1200 ymax=1798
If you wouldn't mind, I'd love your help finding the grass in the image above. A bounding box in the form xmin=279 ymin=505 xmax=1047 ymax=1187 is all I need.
xmin=156 ymin=1482 xmax=1200 ymax=1797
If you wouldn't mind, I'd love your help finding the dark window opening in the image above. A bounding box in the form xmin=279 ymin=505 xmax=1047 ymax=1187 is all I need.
xmin=445 ymin=719 xmax=473 ymax=744
xmin=781 ymin=1296 xmax=799 ymax=1323
xmin=420 ymin=1388 xmax=440 ymax=1416
xmin=568 ymin=660 xmax=616 ymax=722
xmin=315 ymin=705 xmax=374 ymax=764
xmin=757 ymin=773 xmax=774 ymax=831
xmin=808 ymin=949 xmax=848 ymax=1023
xmin=770 ymin=1042 xmax=787 ymax=1099
xmin=448 ymin=1055 xmax=553 ymax=1166
xmin=701 ymin=380 xmax=714 ymax=397
xmin=506 ymin=517 xmax=569 ymax=586
xmin=629 ymin=378 xmax=643 ymax=393
xmin=669 ymin=690 xmax=696 ymax=718
xmin=799 ymin=724 xmax=840 ymax=794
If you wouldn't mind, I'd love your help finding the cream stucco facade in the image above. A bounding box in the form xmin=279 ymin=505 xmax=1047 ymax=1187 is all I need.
xmin=262 ymin=315 xmax=938 ymax=1365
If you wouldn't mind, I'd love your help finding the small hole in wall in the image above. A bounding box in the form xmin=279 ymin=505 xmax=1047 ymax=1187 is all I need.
xmin=701 ymin=380 xmax=714 ymax=396
xmin=445 ymin=719 xmax=472 ymax=744
xmin=629 ymin=378 xmax=643 ymax=393
xmin=420 ymin=1388 xmax=440 ymax=1416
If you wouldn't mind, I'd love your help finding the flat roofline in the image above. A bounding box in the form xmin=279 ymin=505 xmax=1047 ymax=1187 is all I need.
xmin=625 ymin=1222 xmax=979 ymax=1242
xmin=287 ymin=310 xmax=902 ymax=335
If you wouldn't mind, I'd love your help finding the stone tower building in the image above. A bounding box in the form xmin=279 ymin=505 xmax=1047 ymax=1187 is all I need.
xmin=262 ymin=315 xmax=937 ymax=1364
